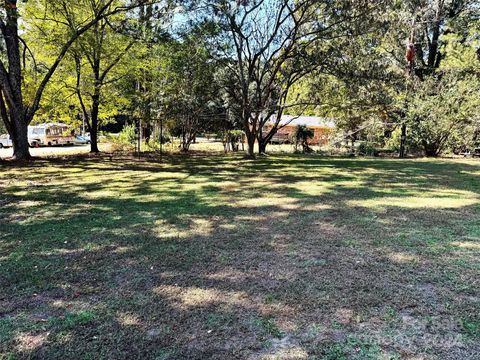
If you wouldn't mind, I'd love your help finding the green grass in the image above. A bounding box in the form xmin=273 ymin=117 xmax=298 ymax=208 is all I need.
xmin=316 ymin=336 xmax=385 ymax=360
xmin=48 ymin=310 xmax=97 ymax=331
xmin=1 ymin=154 xmax=479 ymax=359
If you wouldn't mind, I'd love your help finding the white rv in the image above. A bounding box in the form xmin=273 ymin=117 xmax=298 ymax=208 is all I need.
xmin=28 ymin=123 xmax=74 ymax=147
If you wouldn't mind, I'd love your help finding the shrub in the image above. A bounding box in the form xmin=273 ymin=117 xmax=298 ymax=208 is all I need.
xmin=107 ymin=125 xmax=137 ymax=151
xmin=357 ymin=142 xmax=378 ymax=156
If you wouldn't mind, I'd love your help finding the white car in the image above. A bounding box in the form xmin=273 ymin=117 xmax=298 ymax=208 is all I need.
xmin=0 ymin=134 xmax=13 ymax=148
xmin=74 ymin=135 xmax=91 ymax=145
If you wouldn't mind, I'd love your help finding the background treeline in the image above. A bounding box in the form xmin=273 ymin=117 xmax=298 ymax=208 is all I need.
xmin=1 ymin=0 xmax=479 ymax=159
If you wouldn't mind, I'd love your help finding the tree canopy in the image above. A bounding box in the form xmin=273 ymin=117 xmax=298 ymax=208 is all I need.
xmin=1 ymin=0 xmax=479 ymax=159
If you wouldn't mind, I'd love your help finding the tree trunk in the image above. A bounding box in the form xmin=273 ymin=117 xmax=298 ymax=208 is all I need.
xmin=180 ymin=125 xmax=196 ymax=152
xmin=0 ymin=96 xmax=31 ymax=160
xmin=90 ymin=127 xmax=99 ymax=153
xmin=258 ymin=140 xmax=267 ymax=154
xmin=181 ymin=128 xmax=188 ymax=152
xmin=399 ymin=123 xmax=407 ymax=158
xmin=246 ymin=132 xmax=255 ymax=158
xmin=11 ymin=109 xmax=31 ymax=160
xmin=258 ymin=129 xmax=277 ymax=155
xmin=0 ymin=89 xmax=31 ymax=159
xmin=181 ymin=134 xmax=190 ymax=152
xmin=427 ymin=3 xmax=442 ymax=69
xmin=89 ymin=92 xmax=100 ymax=153
xmin=1 ymin=4 xmax=31 ymax=160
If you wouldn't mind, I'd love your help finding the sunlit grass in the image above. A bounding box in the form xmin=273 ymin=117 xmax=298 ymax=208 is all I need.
xmin=1 ymin=154 xmax=479 ymax=359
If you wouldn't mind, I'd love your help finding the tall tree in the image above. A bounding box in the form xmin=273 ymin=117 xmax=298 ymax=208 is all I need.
xmin=397 ymin=0 xmax=479 ymax=156
xmin=196 ymin=0 xmax=387 ymax=157
xmin=0 ymin=0 xmax=159 ymax=160
xmin=159 ymin=27 xmax=224 ymax=151
xmin=67 ymin=3 xmax=136 ymax=152
xmin=302 ymin=0 xmax=480 ymax=157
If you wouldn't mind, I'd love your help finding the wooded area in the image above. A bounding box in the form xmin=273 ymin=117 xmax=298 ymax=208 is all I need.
xmin=1 ymin=0 xmax=479 ymax=160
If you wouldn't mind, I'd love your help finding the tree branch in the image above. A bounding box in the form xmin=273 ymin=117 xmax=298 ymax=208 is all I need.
xmin=0 ymin=86 xmax=12 ymax=132
xmin=26 ymin=0 xmax=155 ymax=123
xmin=99 ymin=41 xmax=135 ymax=82
xmin=0 ymin=61 xmax=15 ymax=108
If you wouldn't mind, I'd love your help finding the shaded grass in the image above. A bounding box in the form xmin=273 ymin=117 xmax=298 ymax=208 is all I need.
xmin=0 ymin=154 xmax=479 ymax=359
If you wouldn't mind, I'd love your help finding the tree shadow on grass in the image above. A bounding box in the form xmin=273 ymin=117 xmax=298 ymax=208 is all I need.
xmin=1 ymin=155 xmax=479 ymax=359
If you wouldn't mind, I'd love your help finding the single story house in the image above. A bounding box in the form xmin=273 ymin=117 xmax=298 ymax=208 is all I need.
xmin=264 ymin=115 xmax=336 ymax=145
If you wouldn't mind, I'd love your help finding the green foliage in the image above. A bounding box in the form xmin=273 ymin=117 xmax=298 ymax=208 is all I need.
xmin=296 ymin=0 xmax=480 ymax=157
xmin=108 ymin=124 xmax=137 ymax=150
xmin=2 ymin=0 xmax=479 ymax=158
xmin=119 ymin=124 xmax=137 ymax=145
xmin=18 ymin=0 xmax=146 ymax=140
xmin=406 ymin=73 xmax=480 ymax=156
xmin=156 ymin=29 xmax=224 ymax=150
xmin=357 ymin=142 xmax=378 ymax=157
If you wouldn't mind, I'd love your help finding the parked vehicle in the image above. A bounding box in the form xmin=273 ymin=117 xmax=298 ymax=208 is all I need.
xmin=74 ymin=135 xmax=91 ymax=145
xmin=28 ymin=123 xmax=74 ymax=147
xmin=0 ymin=134 xmax=13 ymax=148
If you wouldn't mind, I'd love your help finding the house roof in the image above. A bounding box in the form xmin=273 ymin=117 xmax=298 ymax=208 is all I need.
xmin=275 ymin=115 xmax=335 ymax=128
xmin=30 ymin=122 xmax=70 ymax=128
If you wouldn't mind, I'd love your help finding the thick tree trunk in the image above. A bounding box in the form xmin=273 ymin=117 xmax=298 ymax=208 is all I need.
xmin=246 ymin=132 xmax=255 ymax=158
xmin=258 ymin=130 xmax=276 ymax=155
xmin=90 ymin=127 xmax=99 ymax=153
xmin=11 ymin=110 xmax=31 ymax=160
xmin=89 ymin=75 xmax=101 ymax=153
xmin=1 ymin=3 xmax=31 ymax=160
xmin=1 ymin=90 xmax=31 ymax=159
xmin=90 ymin=95 xmax=100 ymax=153
xmin=0 ymin=96 xmax=31 ymax=160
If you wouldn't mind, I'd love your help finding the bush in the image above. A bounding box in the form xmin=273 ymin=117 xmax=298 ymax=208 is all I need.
xmin=107 ymin=125 xmax=137 ymax=151
xmin=144 ymin=135 xmax=171 ymax=151
xmin=118 ymin=124 xmax=137 ymax=145
xmin=357 ymin=142 xmax=378 ymax=156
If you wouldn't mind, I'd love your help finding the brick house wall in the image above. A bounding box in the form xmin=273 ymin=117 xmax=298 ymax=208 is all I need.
xmin=267 ymin=124 xmax=335 ymax=145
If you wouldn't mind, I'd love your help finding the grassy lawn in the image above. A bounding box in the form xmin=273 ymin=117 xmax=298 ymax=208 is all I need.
xmin=1 ymin=154 xmax=479 ymax=359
